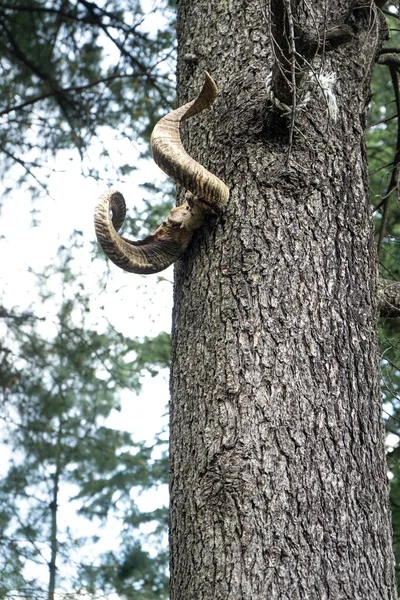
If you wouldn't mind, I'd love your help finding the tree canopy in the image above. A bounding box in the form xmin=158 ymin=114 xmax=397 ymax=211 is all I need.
xmin=0 ymin=0 xmax=175 ymax=195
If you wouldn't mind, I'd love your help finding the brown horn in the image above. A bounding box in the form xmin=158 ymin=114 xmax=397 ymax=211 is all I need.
xmin=94 ymin=72 xmax=229 ymax=274
xmin=151 ymin=71 xmax=229 ymax=213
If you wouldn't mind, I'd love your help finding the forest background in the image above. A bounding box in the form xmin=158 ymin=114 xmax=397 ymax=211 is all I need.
xmin=0 ymin=1 xmax=399 ymax=598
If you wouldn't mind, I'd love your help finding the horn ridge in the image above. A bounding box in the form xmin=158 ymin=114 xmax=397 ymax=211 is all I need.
xmin=94 ymin=190 xmax=189 ymax=274
xmin=151 ymin=72 xmax=229 ymax=212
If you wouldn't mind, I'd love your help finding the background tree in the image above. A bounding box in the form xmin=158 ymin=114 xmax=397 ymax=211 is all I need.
xmin=168 ymin=1 xmax=400 ymax=598
xmin=369 ymin=8 xmax=400 ymax=590
xmin=0 ymin=242 xmax=169 ymax=599
xmin=0 ymin=1 xmax=176 ymax=597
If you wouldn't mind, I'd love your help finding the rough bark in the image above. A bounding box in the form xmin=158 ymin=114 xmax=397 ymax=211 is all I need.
xmin=170 ymin=1 xmax=397 ymax=598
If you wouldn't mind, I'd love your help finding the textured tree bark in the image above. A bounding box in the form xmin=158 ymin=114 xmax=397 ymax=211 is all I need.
xmin=170 ymin=1 xmax=397 ymax=598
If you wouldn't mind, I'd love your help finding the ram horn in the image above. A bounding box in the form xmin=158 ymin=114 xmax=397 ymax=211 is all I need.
xmin=94 ymin=72 xmax=229 ymax=275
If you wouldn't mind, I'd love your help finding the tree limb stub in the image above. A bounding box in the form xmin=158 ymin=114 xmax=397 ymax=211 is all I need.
xmin=268 ymin=1 xmax=373 ymax=111
xmin=378 ymin=279 xmax=400 ymax=318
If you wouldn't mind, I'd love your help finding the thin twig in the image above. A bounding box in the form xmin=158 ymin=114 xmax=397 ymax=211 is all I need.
xmin=0 ymin=73 xmax=139 ymax=116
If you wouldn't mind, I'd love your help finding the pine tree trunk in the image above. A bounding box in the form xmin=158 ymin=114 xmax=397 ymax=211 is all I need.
xmin=48 ymin=425 xmax=62 ymax=600
xmin=169 ymin=1 xmax=397 ymax=598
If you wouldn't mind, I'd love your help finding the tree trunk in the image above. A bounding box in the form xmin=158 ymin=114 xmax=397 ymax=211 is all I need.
xmin=48 ymin=424 xmax=62 ymax=600
xmin=170 ymin=1 xmax=397 ymax=598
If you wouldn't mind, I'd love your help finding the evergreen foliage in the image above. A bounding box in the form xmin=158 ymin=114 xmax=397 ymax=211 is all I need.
xmin=367 ymin=8 xmax=400 ymax=590
xmin=0 ymin=243 xmax=169 ymax=598
xmin=0 ymin=0 xmax=176 ymax=195
xmin=0 ymin=1 xmax=175 ymax=596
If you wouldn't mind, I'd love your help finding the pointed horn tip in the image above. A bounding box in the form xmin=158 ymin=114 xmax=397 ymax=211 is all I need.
xmin=203 ymin=71 xmax=219 ymax=99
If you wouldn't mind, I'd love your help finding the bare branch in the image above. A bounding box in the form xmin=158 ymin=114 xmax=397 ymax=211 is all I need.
xmin=2 ymin=147 xmax=47 ymax=187
xmin=0 ymin=73 xmax=140 ymax=117
xmin=379 ymin=48 xmax=400 ymax=55
xmin=381 ymin=6 xmax=400 ymax=18
xmin=268 ymin=1 xmax=355 ymax=113
xmin=378 ymin=53 xmax=400 ymax=66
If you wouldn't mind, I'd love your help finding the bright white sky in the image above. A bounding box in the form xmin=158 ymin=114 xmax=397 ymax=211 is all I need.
xmin=0 ymin=0 xmax=175 ymax=442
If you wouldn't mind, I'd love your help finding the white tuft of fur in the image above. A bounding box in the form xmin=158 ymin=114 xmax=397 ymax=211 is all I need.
xmin=266 ymin=70 xmax=339 ymax=121
xmin=315 ymin=72 xmax=338 ymax=121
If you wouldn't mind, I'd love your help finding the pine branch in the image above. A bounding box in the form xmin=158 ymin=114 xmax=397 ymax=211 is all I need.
xmin=0 ymin=11 xmax=84 ymax=145
xmin=1 ymin=147 xmax=49 ymax=193
xmin=0 ymin=1 xmax=148 ymax=39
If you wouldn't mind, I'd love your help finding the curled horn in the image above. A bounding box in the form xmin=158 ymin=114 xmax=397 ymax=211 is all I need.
xmin=94 ymin=72 xmax=229 ymax=275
